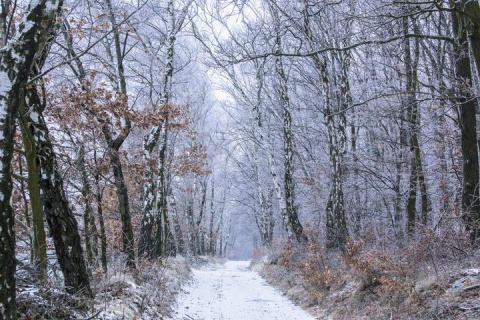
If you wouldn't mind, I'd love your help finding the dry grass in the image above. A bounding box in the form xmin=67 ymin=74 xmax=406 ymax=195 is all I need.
xmin=257 ymin=227 xmax=480 ymax=320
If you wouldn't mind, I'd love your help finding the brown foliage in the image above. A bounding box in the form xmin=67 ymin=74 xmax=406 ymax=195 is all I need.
xmin=280 ymin=230 xmax=337 ymax=292
xmin=341 ymin=239 xmax=411 ymax=291
xmin=174 ymin=144 xmax=211 ymax=176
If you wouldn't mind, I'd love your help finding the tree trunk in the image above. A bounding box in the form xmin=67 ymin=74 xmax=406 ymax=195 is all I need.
xmin=457 ymin=0 xmax=480 ymax=78
xmin=109 ymin=147 xmax=136 ymax=267
xmin=451 ymin=7 xmax=480 ymax=243
xmin=403 ymin=12 xmax=430 ymax=235
xmin=168 ymin=190 xmax=185 ymax=254
xmin=0 ymin=1 xmax=66 ymax=315
xmin=0 ymin=72 xmax=18 ymax=320
xmin=27 ymin=86 xmax=92 ymax=296
xmin=93 ymin=149 xmax=108 ymax=272
xmin=18 ymin=106 xmax=47 ymax=275
xmin=76 ymin=144 xmax=99 ymax=268
xmin=208 ymin=180 xmax=216 ymax=254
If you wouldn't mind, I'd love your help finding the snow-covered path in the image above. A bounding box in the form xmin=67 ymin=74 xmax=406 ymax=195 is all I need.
xmin=170 ymin=260 xmax=316 ymax=320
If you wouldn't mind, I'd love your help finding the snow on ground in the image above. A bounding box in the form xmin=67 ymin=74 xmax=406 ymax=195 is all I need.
xmin=170 ymin=260 xmax=316 ymax=320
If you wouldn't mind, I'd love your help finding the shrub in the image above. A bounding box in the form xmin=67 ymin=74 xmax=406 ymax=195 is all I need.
xmin=341 ymin=239 xmax=411 ymax=292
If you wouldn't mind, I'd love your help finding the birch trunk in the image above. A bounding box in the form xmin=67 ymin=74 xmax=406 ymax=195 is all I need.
xmin=270 ymin=2 xmax=305 ymax=242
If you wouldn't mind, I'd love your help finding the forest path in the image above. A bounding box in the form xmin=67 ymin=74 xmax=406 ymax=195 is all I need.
xmin=170 ymin=260 xmax=315 ymax=320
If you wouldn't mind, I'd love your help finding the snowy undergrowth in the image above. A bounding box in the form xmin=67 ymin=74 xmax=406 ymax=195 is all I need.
xmin=254 ymin=246 xmax=480 ymax=320
xmin=15 ymin=255 xmax=192 ymax=319
xmin=95 ymin=255 xmax=191 ymax=319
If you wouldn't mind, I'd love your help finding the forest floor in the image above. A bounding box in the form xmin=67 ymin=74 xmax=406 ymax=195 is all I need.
xmin=169 ymin=260 xmax=316 ymax=320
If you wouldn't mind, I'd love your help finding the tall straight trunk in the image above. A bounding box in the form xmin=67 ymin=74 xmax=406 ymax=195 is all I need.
xmin=153 ymin=0 xmax=175 ymax=257
xmin=254 ymin=149 xmax=274 ymax=247
xmin=109 ymin=147 xmax=135 ymax=267
xmin=324 ymin=95 xmax=348 ymax=249
xmin=18 ymin=107 xmax=47 ymax=275
xmin=351 ymin=122 xmax=361 ymax=235
xmin=93 ymin=148 xmax=108 ymax=272
xmin=0 ymin=66 xmax=18 ymax=320
xmin=251 ymin=59 xmax=274 ymax=247
xmin=138 ymin=132 xmax=157 ymax=258
xmin=168 ymin=190 xmax=185 ymax=254
xmin=327 ymin=48 xmax=351 ymax=249
xmin=451 ymin=8 xmax=480 ymax=243
xmin=195 ymin=180 xmax=207 ymax=255
xmin=271 ymin=2 xmax=305 ymax=242
xmin=27 ymin=86 xmax=92 ymax=296
xmin=76 ymin=144 xmax=99 ymax=267
xmin=404 ymin=12 xmax=419 ymax=233
xmin=403 ymin=13 xmax=429 ymax=234
xmin=208 ymin=180 xmax=216 ymax=254
xmin=155 ymin=122 xmax=174 ymax=256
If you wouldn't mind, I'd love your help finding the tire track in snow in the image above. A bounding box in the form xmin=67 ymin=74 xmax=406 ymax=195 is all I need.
xmin=170 ymin=260 xmax=316 ymax=320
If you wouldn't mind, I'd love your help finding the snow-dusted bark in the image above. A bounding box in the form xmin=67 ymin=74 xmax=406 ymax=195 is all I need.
xmin=0 ymin=0 xmax=65 ymax=316
xmin=0 ymin=64 xmax=17 ymax=320
xmin=251 ymin=61 xmax=275 ymax=247
xmin=75 ymin=143 xmax=99 ymax=267
xmin=253 ymin=146 xmax=274 ymax=247
xmin=0 ymin=0 xmax=9 ymax=46
xmin=168 ymin=190 xmax=185 ymax=254
xmin=270 ymin=2 xmax=306 ymax=242
xmin=27 ymin=87 xmax=92 ymax=296
xmin=324 ymin=77 xmax=349 ymax=249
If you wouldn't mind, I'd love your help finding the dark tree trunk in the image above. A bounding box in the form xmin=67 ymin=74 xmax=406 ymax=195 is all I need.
xmin=1 ymin=1 xmax=66 ymax=315
xmin=27 ymin=87 xmax=92 ymax=296
xmin=0 ymin=88 xmax=17 ymax=320
xmin=403 ymin=12 xmax=430 ymax=235
xmin=451 ymin=7 xmax=480 ymax=243
xmin=77 ymin=144 xmax=99 ymax=268
xmin=108 ymin=147 xmax=136 ymax=267
xmin=18 ymin=106 xmax=47 ymax=275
